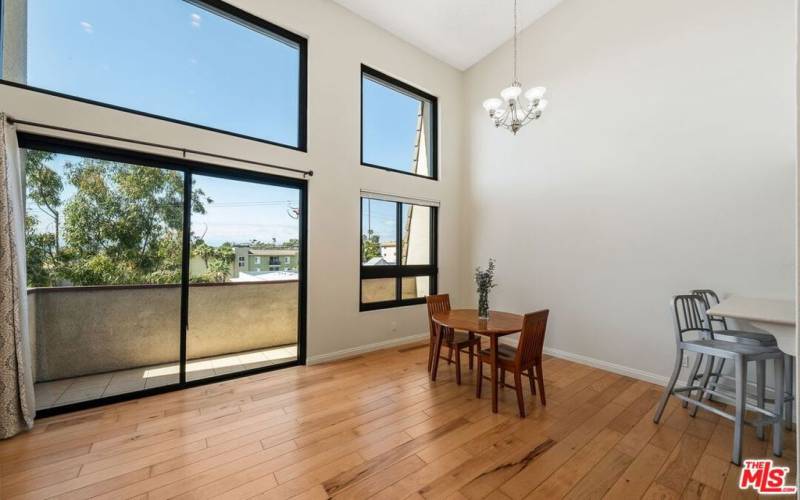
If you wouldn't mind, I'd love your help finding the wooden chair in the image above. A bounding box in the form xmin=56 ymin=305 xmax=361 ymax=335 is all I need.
xmin=476 ymin=309 xmax=549 ymax=417
xmin=426 ymin=294 xmax=481 ymax=385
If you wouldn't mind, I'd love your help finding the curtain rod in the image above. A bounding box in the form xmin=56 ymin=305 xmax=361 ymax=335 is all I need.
xmin=5 ymin=117 xmax=314 ymax=178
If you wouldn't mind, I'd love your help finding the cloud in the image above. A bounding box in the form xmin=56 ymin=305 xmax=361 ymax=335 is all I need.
xmin=190 ymin=13 xmax=201 ymax=28
xmin=80 ymin=21 xmax=93 ymax=34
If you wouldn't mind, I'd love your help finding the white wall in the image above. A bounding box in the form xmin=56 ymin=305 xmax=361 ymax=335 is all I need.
xmin=0 ymin=0 xmax=465 ymax=361
xmin=463 ymin=0 xmax=796 ymax=382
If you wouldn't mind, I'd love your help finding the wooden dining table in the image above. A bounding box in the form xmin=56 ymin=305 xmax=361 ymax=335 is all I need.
xmin=431 ymin=309 xmax=524 ymax=413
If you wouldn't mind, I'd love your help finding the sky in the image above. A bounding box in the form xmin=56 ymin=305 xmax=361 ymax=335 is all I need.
xmin=20 ymin=0 xmax=422 ymax=248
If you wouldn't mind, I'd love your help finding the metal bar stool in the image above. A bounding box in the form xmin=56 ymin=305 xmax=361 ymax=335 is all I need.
xmin=653 ymin=295 xmax=785 ymax=465
xmin=693 ymin=289 xmax=794 ymax=433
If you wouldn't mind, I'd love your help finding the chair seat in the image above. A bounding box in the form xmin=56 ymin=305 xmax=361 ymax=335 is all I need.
xmin=449 ymin=331 xmax=480 ymax=347
xmin=479 ymin=344 xmax=517 ymax=361
xmin=714 ymin=330 xmax=777 ymax=347
xmin=682 ymin=339 xmax=783 ymax=360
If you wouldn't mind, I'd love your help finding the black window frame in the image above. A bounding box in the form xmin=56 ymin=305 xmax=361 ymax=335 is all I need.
xmin=359 ymin=197 xmax=438 ymax=311
xmin=360 ymin=65 xmax=438 ymax=180
xmin=0 ymin=0 xmax=308 ymax=152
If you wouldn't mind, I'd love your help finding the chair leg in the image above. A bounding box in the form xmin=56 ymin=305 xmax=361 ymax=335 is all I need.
xmin=476 ymin=359 xmax=483 ymax=398
xmin=690 ymin=352 xmax=714 ymax=418
xmin=756 ymin=360 xmax=766 ymax=440
xmin=500 ymin=368 xmax=506 ymax=388
xmin=535 ymin=362 xmax=546 ymax=405
xmin=447 ymin=345 xmax=454 ymax=365
xmin=455 ymin=347 xmax=462 ymax=385
xmin=468 ymin=333 xmax=475 ymax=370
xmin=732 ymin=356 xmax=747 ymax=466
xmin=427 ymin=336 xmax=434 ymax=373
xmin=514 ymin=371 xmax=525 ymax=418
xmin=773 ymin=355 xmax=785 ymax=457
xmin=527 ymin=367 xmax=536 ymax=395
xmin=654 ymin=349 xmax=683 ymax=423
xmin=785 ymin=354 xmax=794 ymax=431
xmin=682 ymin=353 xmax=703 ymax=408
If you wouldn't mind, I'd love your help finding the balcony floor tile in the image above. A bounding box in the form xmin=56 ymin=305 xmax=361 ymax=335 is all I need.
xmin=34 ymin=344 xmax=297 ymax=410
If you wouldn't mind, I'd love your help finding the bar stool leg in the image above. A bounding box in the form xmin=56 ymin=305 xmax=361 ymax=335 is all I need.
xmin=732 ymin=355 xmax=747 ymax=466
xmin=691 ymin=354 xmax=714 ymax=418
xmin=756 ymin=360 xmax=766 ymax=440
xmin=773 ymin=355 xmax=785 ymax=457
xmin=785 ymin=354 xmax=794 ymax=431
xmin=655 ymin=349 xmax=683 ymax=423
xmin=683 ymin=353 xmax=703 ymax=408
xmin=707 ymin=358 xmax=725 ymax=401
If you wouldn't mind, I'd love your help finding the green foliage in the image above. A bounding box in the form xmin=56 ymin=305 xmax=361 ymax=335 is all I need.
xmin=191 ymin=240 xmax=235 ymax=283
xmin=362 ymin=230 xmax=381 ymax=261
xmin=24 ymin=153 xmax=210 ymax=287
xmin=474 ymin=258 xmax=497 ymax=294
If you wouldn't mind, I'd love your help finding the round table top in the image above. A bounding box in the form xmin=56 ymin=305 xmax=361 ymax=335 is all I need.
xmin=431 ymin=309 xmax=523 ymax=335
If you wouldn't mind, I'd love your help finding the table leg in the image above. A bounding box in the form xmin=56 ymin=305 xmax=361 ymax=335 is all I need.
xmin=431 ymin=324 xmax=445 ymax=381
xmin=491 ymin=335 xmax=498 ymax=413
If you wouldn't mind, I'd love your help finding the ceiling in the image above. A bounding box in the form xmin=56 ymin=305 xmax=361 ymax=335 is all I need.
xmin=331 ymin=0 xmax=564 ymax=70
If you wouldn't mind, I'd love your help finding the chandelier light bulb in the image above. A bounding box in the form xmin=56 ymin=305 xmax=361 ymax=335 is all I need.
xmin=537 ymin=99 xmax=549 ymax=110
xmin=524 ymin=86 xmax=546 ymax=101
xmin=482 ymin=98 xmax=503 ymax=112
xmin=500 ymin=85 xmax=522 ymax=103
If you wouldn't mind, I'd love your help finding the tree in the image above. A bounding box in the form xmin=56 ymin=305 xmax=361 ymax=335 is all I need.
xmin=24 ymin=154 xmax=210 ymax=287
xmin=25 ymin=150 xmax=62 ymax=252
xmin=362 ymin=229 xmax=381 ymax=261
xmin=190 ymin=240 xmax=235 ymax=283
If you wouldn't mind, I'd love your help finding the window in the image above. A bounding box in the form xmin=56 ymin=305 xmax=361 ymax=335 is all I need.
xmin=1 ymin=0 xmax=307 ymax=150
xmin=255 ymin=257 xmax=261 ymax=265
xmin=360 ymin=195 xmax=437 ymax=310
xmin=269 ymin=256 xmax=281 ymax=266
xmin=361 ymin=65 xmax=437 ymax=179
xmin=238 ymin=256 xmax=245 ymax=267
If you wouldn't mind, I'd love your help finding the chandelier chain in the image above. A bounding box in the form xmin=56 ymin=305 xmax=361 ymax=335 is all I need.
xmin=513 ymin=0 xmax=518 ymax=85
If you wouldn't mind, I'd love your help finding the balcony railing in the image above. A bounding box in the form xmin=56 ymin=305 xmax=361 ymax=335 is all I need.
xmin=28 ymin=281 xmax=299 ymax=381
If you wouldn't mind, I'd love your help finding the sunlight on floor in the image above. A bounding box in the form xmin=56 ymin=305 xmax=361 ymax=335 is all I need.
xmin=34 ymin=344 xmax=297 ymax=410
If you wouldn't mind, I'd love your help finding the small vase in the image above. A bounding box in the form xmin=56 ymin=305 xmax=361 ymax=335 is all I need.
xmin=478 ymin=290 xmax=489 ymax=320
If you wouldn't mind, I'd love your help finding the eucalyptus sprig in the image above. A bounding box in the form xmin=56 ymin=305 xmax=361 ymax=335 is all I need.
xmin=474 ymin=258 xmax=497 ymax=294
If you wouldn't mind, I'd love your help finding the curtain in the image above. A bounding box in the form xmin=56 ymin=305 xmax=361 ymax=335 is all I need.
xmin=0 ymin=113 xmax=35 ymax=438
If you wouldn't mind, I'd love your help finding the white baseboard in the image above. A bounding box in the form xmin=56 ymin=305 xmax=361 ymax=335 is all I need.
xmin=542 ymin=346 xmax=671 ymax=387
xmin=306 ymin=333 xmax=428 ymax=365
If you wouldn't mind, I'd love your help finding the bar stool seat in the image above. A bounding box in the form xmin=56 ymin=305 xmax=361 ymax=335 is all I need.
xmin=712 ymin=330 xmax=778 ymax=346
xmin=685 ymin=339 xmax=782 ymax=358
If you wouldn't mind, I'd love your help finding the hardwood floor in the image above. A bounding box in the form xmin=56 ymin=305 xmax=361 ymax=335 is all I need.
xmin=0 ymin=341 xmax=795 ymax=499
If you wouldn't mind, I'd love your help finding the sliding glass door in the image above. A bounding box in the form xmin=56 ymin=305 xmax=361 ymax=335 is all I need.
xmin=21 ymin=136 xmax=306 ymax=413
xmin=23 ymin=149 xmax=184 ymax=409
xmin=186 ymin=174 xmax=301 ymax=381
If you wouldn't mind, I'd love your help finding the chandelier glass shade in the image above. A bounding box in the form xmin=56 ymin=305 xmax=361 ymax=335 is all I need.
xmin=482 ymin=0 xmax=548 ymax=134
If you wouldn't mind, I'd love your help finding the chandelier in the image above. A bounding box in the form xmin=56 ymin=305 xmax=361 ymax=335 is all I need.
xmin=482 ymin=0 xmax=548 ymax=134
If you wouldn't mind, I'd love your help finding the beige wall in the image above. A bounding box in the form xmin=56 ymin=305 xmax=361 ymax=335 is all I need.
xmin=0 ymin=0 xmax=466 ymax=363
xmin=463 ymin=0 xmax=796 ymax=384
xmin=30 ymin=282 xmax=298 ymax=380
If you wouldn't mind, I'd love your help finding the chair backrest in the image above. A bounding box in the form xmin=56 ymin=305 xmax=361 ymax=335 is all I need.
xmin=426 ymin=294 xmax=451 ymax=339
xmin=691 ymin=289 xmax=728 ymax=330
xmin=515 ymin=310 xmax=549 ymax=366
xmin=672 ymin=294 xmax=713 ymax=343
